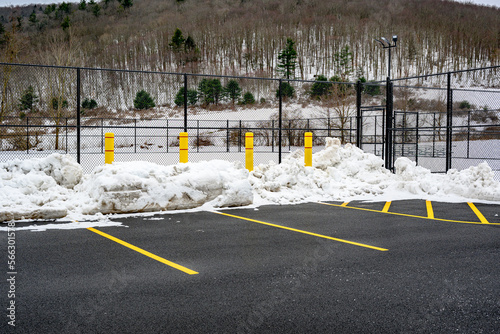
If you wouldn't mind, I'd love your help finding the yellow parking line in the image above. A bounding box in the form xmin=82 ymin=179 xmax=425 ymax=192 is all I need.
xmin=467 ymin=203 xmax=490 ymax=224
xmin=382 ymin=201 xmax=391 ymax=213
xmin=318 ymin=202 xmax=500 ymax=225
xmin=212 ymin=211 xmax=388 ymax=252
xmin=87 ymin=227 xmax=199 ymax=275
xmin=341 ymin=202 xmax=349 ymax=207
xmin=426 ymin=200 xmax=434 ymax=219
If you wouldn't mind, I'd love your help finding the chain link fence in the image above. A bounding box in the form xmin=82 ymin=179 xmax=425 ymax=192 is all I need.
xmin=389 ymin=67 xmax=499 ymax=179
xmin=1 ymin=63 xmax=498 ymax=179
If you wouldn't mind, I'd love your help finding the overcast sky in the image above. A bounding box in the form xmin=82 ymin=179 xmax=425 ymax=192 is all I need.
xmin=0 ymin=0 xmax=498 ymax=7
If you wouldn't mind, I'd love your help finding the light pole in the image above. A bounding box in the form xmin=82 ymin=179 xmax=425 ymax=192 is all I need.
xmin=375 ymin=35 xmax=398 ymax=172
xmin=375 ymin=35 xmax=398 ymax=79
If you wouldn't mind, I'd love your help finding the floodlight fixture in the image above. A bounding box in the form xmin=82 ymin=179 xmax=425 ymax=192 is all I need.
xmin=374 ymin=35 xmax=398 ymax=79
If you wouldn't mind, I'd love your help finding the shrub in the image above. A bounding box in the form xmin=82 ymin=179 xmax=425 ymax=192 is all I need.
xmin=134 ymin=90 xmax=155 ymax=110
xmin=82 ymin=98 xmax=98 ymax=110
xmin=459 ymin=100 xmax=472 ymax=109
xmin=310 ymin=75 xmax=332 ymax=99
xmin=364 ymin=81 xmax=382 ymax=96
xmin=51 ymin=97 xmax=68 ymax=110
xmin=241 ymin=91 xmax=255 ymax=104
xmin=175 ymin=88 xmax=198 ymax=106
xmin=276 ymin=81 xmax=295 ymax=99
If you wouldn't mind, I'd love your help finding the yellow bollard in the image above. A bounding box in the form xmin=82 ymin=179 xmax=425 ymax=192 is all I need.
xmin=304 ymin=132 xmax=312 ymax=167
xmin=179 ymin=132 xmax=188 ymax=163
xmin=105 ymin=132 xmax=114 ymax=164
xmin=245 ymin=132 xmax=254 ymax=172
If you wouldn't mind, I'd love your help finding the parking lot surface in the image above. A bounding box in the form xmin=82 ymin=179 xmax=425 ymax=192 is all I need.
xmin=1 ymin=200 xmax=500 ymax=333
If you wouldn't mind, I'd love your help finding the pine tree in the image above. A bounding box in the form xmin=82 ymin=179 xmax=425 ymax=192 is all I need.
xmin=18 ymin=86 xmax=39 ymax=112
xmin=198 ymin=79 xmax=223 ymax=105
xmin=277 ymin=38 xmax=297 ymax=79
xmin=169 ymin=28 xmax=185 ymax=52
xmin=242 ymin=92 xmax=255 ymax=104
xmin=310 ymin=75 xmax=332 ymax=99
xmin=29 ymin=11 xmax=38 ymax=25
xmin=120 ymin=0 xmax=133 ymax=10
xmin=134 ymin=90 xmax=155 ymax=110
xmin=276 ymin=81 xmax=295 ymax=100
xmin=61 ymin=16 xmax=70 ymax=30
xmin=224 ymin=80 xmax=241 ymax=104
xmin=334 ymin=46 xmax=353 ymax=80
xmin=78 ymin=0 xmax=87 ymax=10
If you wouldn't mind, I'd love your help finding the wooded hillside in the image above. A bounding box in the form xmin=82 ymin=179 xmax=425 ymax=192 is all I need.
xmin=1 ymin=0 xmax=499 ymax=80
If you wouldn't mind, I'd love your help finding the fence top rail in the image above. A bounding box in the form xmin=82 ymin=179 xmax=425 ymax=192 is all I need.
xmin=1 ymin=62 xmax=497 ymax=87
xmin=371 ymin=65 xmax=500 ymax=84
xmin=0 ymin=62 xmax=360 ymax=86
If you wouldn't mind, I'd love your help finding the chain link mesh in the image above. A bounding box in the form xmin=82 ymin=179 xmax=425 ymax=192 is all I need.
xmin=1 ymin=63 xmax=498 ymax=178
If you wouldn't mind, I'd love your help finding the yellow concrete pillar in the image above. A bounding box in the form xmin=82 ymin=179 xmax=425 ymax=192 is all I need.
xmin=245 ymin=132 xmax=254 ymax=172
xmin=304 ymin=132 xmax=312 ymax=167
xmin=179 ymin=132 xmax=188 ymax=163
xmin=105 ymin=132 xmax=114 ymax=164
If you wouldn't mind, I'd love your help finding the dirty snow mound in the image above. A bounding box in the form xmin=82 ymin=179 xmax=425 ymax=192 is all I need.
xmin=75 ymin=159 xmax=252 ymax=214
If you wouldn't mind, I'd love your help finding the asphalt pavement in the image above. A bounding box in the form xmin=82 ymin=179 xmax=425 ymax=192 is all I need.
xmin=1 ymin=200 xmax=499 ymax=333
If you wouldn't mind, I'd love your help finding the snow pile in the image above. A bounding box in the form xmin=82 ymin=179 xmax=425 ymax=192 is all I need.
xmin=1 ymin=138 xmax=500 ymax=222
xmin=0 ymin=155 xmax=252 ymax=221
xmin=250 ymin=138 xmax=392 ymax=203
xmin=250 ymin=137 xmax=500 ymax=204
xmin=75 ymin=160 xmax=252 ymax=215
xmin=393 ymin=158 xmax=500 ymax=201
xmin=0 ymin=154 xmax=82 ymax=221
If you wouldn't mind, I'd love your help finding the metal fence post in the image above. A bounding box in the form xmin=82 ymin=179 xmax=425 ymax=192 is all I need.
xmin=226 ymin=120 xmax=230 ymax=152
xmin=278 ymin=79 xmax=283 ymax=164
xmin=183 ymin=74 xmax=188 ymax=132
xmin=76 ymin=68 xmax=81 ymax=163
xmin=26 ymin=116 xmax=29 ymax=154
xmin=356 ymin=80 xmax=362 ymax=148
xmin=445 ymin=72 xmax=453 ymax=171
xmin=384 ymin=77 xmax=393 ymax=171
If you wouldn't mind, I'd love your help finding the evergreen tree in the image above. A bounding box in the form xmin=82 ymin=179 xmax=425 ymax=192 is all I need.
xmin=29 ymin=11 xmax=38 ymax=25
xmin=82 ymin=98 xmax=98 ymax=110
xmin=174 ymin=87 xmax=198 ymax=106
xmin=276 ymin=81 xmax=295 ymax=100
xmin=120 ymin=0 xmax=133 ymax=10
xmin=61 ymin=16 xmax=70 ymax=30
xmin=310 ymin=75 xmax=332 ymax=99
xmin=242 ymin=92 xmax=255 ymax=104
xmin=277 ymin=38 xmax=297 ymax=79
xmin=187 ymin=89 xmax=198 ymax=106
xmin=92 ymin=2 xmax=101 ymax=17
xmin=18 ymin=86 xmax=39 ymax=112
xmin=51 ymin=97 xmax=68 ymax=110
xmin=78 ymin=0 xmax=87 ymax=10
xmin=169 ymin=28 xmax=185 ymax=52
xmin=224 ymin=79 xmax=241 ymax=104
xmin=134 ymin=90 xmax=155 ymax=110
xmin=334 ymin=46 xmax=353 ymax=80
xmin=185 ymin=35 xmax=195 ymax=51
xmin=198 ymin=78 xmax=223 ymax=105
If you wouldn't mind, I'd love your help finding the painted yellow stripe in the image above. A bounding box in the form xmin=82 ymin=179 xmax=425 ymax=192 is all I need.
xmin=212 ymin=211 xmax=388 ymax=252
xmin=382 ymin=201 xmax=391 ymax=213
xmin=318 ymin=202 xmax=500 ymax=225
xmin=87 ymin=227 xmax=198 ymax=275
xmin=467 ymin=203 xmax=490 ymax=224
xmin=426 ymin=200 xmax=434 ymax=219
xmin=341 ymin=202 xmax=349 ymax=207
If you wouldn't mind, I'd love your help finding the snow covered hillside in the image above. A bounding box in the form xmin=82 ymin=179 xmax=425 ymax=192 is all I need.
xmin=1 ymin=138 xmax=499 ymax=223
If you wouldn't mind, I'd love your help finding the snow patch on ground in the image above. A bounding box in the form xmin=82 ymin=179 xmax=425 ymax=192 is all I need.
xmin=1 ymin=138 xmax=499 ymax=227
